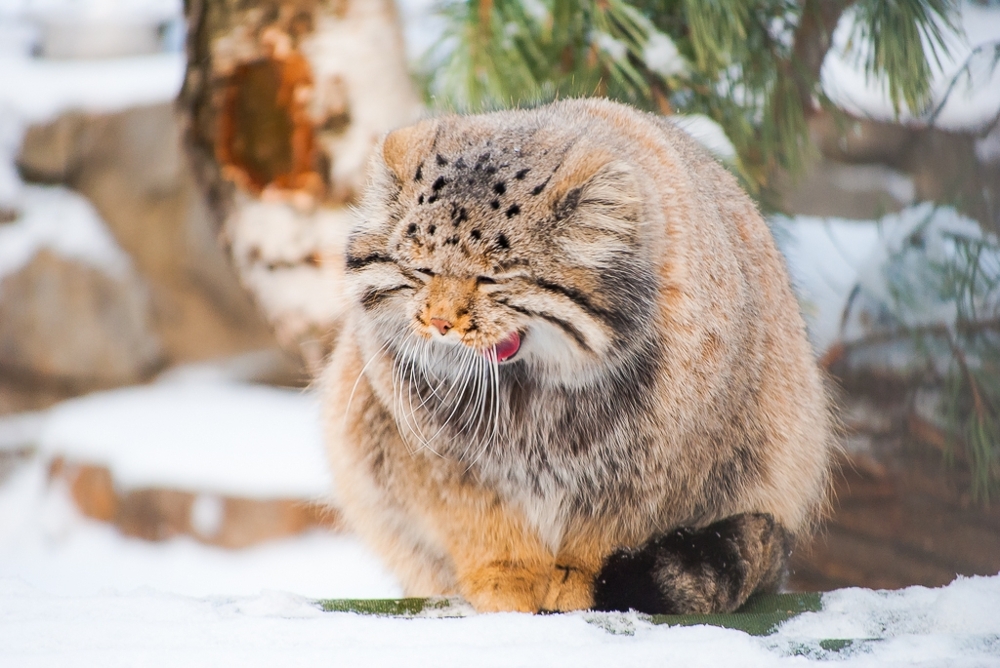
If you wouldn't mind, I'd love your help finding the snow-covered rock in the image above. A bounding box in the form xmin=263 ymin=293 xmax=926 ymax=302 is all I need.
xmin=0 ymin=184 xmax=162 ymax=387
xmin=37 ymin=375 xmax=331 ymax=499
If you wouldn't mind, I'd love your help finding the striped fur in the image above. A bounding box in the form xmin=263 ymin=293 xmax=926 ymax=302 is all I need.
xmin=321 ymin=99 xmax=834 ymax=613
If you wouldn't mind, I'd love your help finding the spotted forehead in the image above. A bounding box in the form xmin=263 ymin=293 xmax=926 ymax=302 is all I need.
xmin=391 ymin=135 xmax=561 ymax=273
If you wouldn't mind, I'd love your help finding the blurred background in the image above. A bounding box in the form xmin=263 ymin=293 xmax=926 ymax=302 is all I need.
xmin=0 ymin=0 xmax=998 ymax=599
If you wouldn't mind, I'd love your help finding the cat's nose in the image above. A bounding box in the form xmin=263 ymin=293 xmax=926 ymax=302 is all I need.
xmin=430 ymin=318 xmax=452 ymax=336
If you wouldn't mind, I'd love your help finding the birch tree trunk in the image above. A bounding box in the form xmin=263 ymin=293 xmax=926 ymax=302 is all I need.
xmin=180 ymin=0 xmax=422 ymax=373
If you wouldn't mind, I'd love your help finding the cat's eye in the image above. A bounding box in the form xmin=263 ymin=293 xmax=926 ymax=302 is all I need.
xmin=476 ymin=276 xmax=497 ymax=285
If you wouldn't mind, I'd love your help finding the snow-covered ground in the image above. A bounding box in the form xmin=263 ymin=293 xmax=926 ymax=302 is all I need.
xmin=2 ymin=574 xmax=999 ymax=667
xmin=3 ymin=433 xmax=1000 ymax=666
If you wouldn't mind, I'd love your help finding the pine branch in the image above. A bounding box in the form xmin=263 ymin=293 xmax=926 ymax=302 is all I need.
xmin=849 ymin=0 xmax=961 ymax=115
xmin=422 ymin=0 xmax=965 ymax=193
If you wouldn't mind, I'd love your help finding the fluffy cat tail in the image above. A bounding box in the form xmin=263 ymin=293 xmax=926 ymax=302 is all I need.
xmin=592 ymin=513 xmax=792 ymax=615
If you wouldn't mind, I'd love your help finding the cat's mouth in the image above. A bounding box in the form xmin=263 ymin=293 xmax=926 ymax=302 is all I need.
xmin=484 ymin=331 xmax=521 ymax=363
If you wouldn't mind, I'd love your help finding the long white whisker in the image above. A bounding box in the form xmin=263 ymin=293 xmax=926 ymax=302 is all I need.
xmin=405 ymin=344 xmax=441 ymax=456
xmin=458 ymin=351 xmax=488 ymax=460
xmin=413 ymin=338 xmax=449 ymax=411
xmin=470 ymin=346 xmax=502 ymax=470
xmin=395 ymin=337 xmax=431 ymax=452
xmin=342 ymin=338 xmax=391 ymax=430
xmin=424 ymin=345 xmax=478 ymax=445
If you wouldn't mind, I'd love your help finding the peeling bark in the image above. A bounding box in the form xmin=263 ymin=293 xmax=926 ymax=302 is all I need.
xmin=180 ymin=0 xmax=422 ymax=371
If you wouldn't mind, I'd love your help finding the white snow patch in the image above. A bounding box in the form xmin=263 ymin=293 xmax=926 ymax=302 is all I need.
xmin=36 ymin=377 xmax=332 ymax=499
xmin=0 ymin=51 xmax=184 ymax=123
xmin=775 ymin=214 xmax=881 ymax=355
xmin=773 ymin=576 xmax=1000 ymax=665
xmin=227 ymin=200 xmax=352 ymax=327
xmin=644 ymin=30 xmax=687 ymax=78
xmin=0 ymin=411 xmax=45 ymax=452
xmin=188 ymin=493 xmax=225 ymax=538
xmin=0 ymin=458 xmax=399 ymax=600
xmin=0 ymin=17 xmax=38 ymax=56
xmin=976 ymin=123 xmax=1000 ymax=165
xmin=520 ymin=0 xmax=550 ymax=25
xmin=0 ymin=107 xmax=25 ymax=208
xmin=845 ymin=204 xmax=992 ymax=336
xmin=670 ymin=114 xmax=737 ymax=162
xmin=591 ymin=31 xmax=627 ymax=62
xmin=2 ymin=0 xmax=182 ymax=58
xmin=9 ymin=0 xmax=181 ymax=23
xmin=0 ymin=184 xmax=132 ymax=282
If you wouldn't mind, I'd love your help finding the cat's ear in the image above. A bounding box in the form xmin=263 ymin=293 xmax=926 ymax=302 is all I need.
xmin=379 ymin=119 xmax=440 ymax=184
xmin=551 ymin=155 xmax=642 ymax=232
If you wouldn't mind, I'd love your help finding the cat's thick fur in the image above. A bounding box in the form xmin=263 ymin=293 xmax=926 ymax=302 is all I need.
xmin=321 ymin=98 xmax=833 ymax=614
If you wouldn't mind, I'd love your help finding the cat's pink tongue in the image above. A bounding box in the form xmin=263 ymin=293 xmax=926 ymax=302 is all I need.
xmin=488 ymin=331 xmax=521 ymax=362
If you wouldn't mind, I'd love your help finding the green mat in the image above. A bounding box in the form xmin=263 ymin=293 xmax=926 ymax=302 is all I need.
xmin=315 ymin=592 xmax=823 ymax=637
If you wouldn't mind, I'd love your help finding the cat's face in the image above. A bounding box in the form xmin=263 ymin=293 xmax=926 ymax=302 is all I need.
xmin=345 ymin=111 xmax=658 ymax=387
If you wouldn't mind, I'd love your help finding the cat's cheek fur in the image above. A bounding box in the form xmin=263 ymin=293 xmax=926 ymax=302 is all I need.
xmin=519 ymin=320 xmax=593 ymax=382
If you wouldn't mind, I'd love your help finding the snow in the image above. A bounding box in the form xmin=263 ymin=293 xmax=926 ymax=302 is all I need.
xmin=0 ymin=52 xmax=184 ymax=124
xmin=977 ymin=123 xmax=1000 ymax=164
xmin=0 ymin=107 xmax=24 ymax=208
xmin=771 ymin=578 xmax=1000 ymax=666
xmin=396 ymin=0 xmax=445 ymax=64
xmin=774 ymin=203 xmax=993 ymax=357
xmin=0 ymin=16 xmax=37 ymax=56
xmin=823 ymin=0 xmax=1000 ymax=131
xmin=592 ymin=31 xmax=628 ymax=62
xmin=775 ymin=214 xmax=881 ymax=355
xmin=226 ymin=200 xmax=352 ymax=329
xmin=519 ymin=0 xmax=549 ymax=26
xmin=36 ymin=375 xmax=332 ymax=499
xmin=1 ymin=374 xmax=998 ymax=665
xmin=0 ymin=184 xmax=132 ymax=281
xmin=0 ymin=0 xmax=183 ymax=58
xmin=643 ymin=30 xmax=687 ymax=78
xmin=670 ymin=114 xmax=737 ymax=162
xmin=0 ymin=458 xmax=401 ymax=601
xmin=0 ymin=33 xmax=184 ymax=275
xmin=3 ymin=0 xmax=180 ymax=22
xmin=1 ymin=455 xmax=998 ymax=668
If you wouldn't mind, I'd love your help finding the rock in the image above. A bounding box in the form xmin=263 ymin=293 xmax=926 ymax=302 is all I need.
xmin=16 ymin=104 xmax=287 ymax=371
xmin=53 ymin=458 xmax=342 ymax=548
xmin=0 ymin=249 xmax=164 ymax=387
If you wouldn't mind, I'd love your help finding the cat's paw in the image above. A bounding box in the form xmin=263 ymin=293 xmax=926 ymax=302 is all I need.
xmin=541 ymin=564 xmax=595 ymax=612
xmin=460 ymin=562 xmax=549 ymax=612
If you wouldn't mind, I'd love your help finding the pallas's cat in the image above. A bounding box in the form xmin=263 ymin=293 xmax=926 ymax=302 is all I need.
xmin=322 ymin=98 xmax=833 ymax=614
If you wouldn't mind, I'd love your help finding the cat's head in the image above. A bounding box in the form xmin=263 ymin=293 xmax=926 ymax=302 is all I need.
xmin=344 ymin=107 xmax=659 ymax=387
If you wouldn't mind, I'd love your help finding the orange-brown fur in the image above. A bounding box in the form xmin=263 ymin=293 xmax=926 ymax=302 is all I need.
xmin=322 ymin=99 xmax=833 ymax=612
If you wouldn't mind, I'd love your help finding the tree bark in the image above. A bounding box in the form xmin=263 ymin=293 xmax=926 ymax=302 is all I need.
xmin=788 ymin=0 xmax=853 ymax=116
xmin=180 ymin=0 xmax=422 ymax=372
